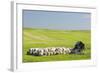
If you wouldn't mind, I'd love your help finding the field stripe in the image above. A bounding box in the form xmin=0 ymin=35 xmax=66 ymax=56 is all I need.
xmin=24 ymin=31 xmax=54 ymax=40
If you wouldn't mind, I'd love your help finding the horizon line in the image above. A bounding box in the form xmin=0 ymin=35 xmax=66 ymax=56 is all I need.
xmin=23 ymin=27 xmax=91 ymax=31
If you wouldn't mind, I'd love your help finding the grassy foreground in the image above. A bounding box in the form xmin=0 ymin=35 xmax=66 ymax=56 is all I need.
xmin=23 ymin=28 xmax=91 ymax=62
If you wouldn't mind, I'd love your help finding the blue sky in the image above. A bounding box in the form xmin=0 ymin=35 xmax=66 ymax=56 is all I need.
xmin=23 ymin=10 xmax=91 ymax=30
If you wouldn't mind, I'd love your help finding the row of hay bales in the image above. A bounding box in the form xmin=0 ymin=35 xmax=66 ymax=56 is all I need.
xmin=27 ymin=47 xmax=72 ymax=56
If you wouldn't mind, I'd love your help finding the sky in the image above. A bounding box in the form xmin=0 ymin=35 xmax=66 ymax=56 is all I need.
xmin=23 ymin=10 xmax=91 ymax=30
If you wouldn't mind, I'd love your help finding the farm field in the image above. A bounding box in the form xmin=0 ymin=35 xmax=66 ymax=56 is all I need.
xmin=23 ymin=28 xmax=91 ymax=62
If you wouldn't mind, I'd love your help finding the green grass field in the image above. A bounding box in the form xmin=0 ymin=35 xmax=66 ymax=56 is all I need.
xmin=23 ymin=28 xmax=91 ymax=62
